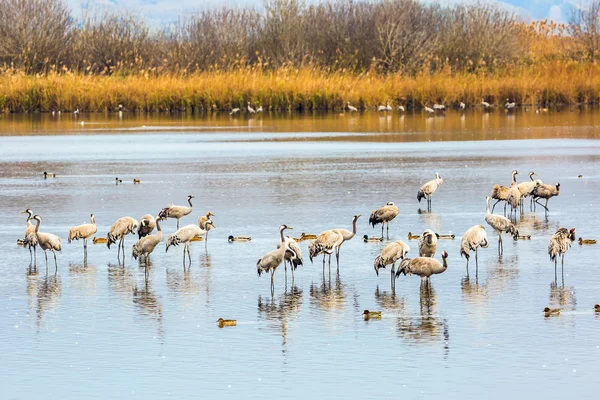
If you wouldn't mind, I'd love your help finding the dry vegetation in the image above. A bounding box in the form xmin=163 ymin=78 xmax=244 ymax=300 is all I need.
xmin=1 ymin=0 xmax=600 ymax=112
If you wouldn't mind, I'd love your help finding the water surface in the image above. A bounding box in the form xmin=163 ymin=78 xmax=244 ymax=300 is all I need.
xmin=1 ymin=111 xmax=599 ymax=399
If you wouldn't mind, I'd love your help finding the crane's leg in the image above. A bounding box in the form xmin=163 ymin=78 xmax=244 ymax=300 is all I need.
xmin=336 ymin=249 xmax=340 ymax=272
xmin=381 ymin=224 xmax=384 ymax=240
xmin=33 ymin=246 xmax=36 ymax=263
xmin=545 ymin=199 xmax=549 ymax=215
xmin=322 ymin=255 xmax=326 ymax=274
xmin=554 ymin=258 xmax=557 ymax=282
xmin=44 ymin=250 xmax=48 ymax=269
xmin=387 ymin=223 xmax=390 ymax=240
xmin=187 ymin=244 xmax=192 ymax=264
xmin=535 ymin=199 xmax=548 ymax=212
xmin=284 ymin=262 xmax=287 ymax=285
xmin=182 ymin=245 xmax=186 ymax=266
xmin=391 ymin=263 xmax=395 ymax=289
xmin=53 ymin=250 xmax=58 ymax=272
xmin=466 ymin=258 xmax=469 ymax=277
xmin=270 ymin=270 xmax=275 ymax=294
xmin=475 ymin=247 xmax=479 ymax=276
xmin=291 ymin=261 xmax=295 ymax=280
xmin=177 ymin=219 xmax=180 ymax=230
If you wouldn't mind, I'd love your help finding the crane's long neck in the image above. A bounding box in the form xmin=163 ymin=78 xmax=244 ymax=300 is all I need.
xmin=529 ymin=173 xmax=535 ymax=181
xmin=512 ymin=172 xmax=517 ymax=184
xmin=34 ymin=218 xmax=41 ymax=232
xmin=351 ymin=218 xmax=358 ymax=237
xmin=91 ymin=215 xmax=96 ymax=225
xmin=280 ymin=227 xmax=286 ymax=243
xmin=442 ymin=256 xmax=448 ymax=272
xmin=188 ymin=198 xmax=193 ymax=207
xmin=156 ymin=218 xmax=162 ymax=232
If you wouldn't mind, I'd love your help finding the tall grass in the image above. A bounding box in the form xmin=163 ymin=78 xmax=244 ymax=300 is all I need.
xmin=2 ymin=61 xmax=600 ymax=113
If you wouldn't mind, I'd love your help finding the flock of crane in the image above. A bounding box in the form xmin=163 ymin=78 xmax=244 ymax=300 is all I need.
xmin=19 ymin=168 xmax=587 ymax=298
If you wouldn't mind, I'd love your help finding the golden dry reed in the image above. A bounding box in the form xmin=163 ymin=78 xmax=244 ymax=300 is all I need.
xmin=1 ymin=61 xmax=600 ymax=113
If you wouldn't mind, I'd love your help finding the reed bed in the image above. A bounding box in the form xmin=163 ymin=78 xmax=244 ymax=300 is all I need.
xmin=1 ymin=61 xmax=600 ymax=113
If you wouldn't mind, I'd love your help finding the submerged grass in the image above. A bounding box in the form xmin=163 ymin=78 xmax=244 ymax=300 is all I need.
xmin=2 ymin=62 xmax=600 ymax=113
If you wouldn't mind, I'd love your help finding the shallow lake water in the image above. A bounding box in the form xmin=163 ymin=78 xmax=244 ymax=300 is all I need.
xmin=1 ymin=110 xmax=599 ymax=399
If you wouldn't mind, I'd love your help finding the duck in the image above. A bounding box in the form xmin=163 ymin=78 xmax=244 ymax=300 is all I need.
xmin=17 ymin=238 xmax=26 ymax=246
xmin=578 ymin=175 xmax=583 ymax=178
xmin=543 ymin=307 xmax=560 ymax=316
xmin=190 ymin=236 xmax=204 ymax=242
xmin=93 ymin=236 xmax=108 ymax=244
xmin=293 ymin=233 xmax=317 ymax=242
xmin=579 ymin=237 xmax=597 ymax=245
xmin=133 ymin=179 xmax=141 ymax=184
xmin=115 ymin=177 xmax=122 ymax=184
xmin=363 ymin=310 xmax=382 ymax=320
xmin=228 ymin=235 xmax=251 ymax=242
xmin=363 ymin=235 xmax=383 ymax=243
xmin=594 ymin=304 xmax=600 ymax=312
xmin=407 ymin=232 xmax=420 ymax=240
xmin=43 ymin=172 xmax=56 ymax=179
xmin=217 ymin=318 xmax=237 ymax=328
xmin=515 ymin=235 xmax=532 ymax=240
xmin=437 ymin=234 xmax=455 ymax=240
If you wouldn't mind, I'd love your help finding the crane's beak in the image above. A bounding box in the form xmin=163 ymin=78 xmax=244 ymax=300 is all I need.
xmin=20 ymin=211 xmax=27 ymax=214
xmin=287 ymin=227 xmax=294 ymax=230
xmin=211 ymin=223 xmax=216 ymax=228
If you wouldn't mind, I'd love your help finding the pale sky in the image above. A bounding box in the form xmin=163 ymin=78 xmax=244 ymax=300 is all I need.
xmin=67 ymin=0 xmax=581 ymax=24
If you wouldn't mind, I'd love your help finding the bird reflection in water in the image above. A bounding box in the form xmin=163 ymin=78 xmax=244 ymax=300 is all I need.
xmin=132 ymin=276 xmax=164 ymax=340
xmin=396 ymin=284 xmax=449 ymax=356
xmin=69 ymin=260 xmax=98 ymax=296
xmin=486 ymin=254 xmax=519 ymax=293
xmin=549 ymin=281 xmax=576 ymax=311
xmin=374 ymin=285 xmax=406 ymax=311
xmin=309 ymin=273 xmax=347 ymax=312
xmin=257 ymin=285 xmax=303 ymax=351
xmin=26 ymin=266 xmax=62 ymax=328
xmin=417 ymin=209 xmax=441 ymax=232
xmin=107 ymin=262 xmax=135 ymax=302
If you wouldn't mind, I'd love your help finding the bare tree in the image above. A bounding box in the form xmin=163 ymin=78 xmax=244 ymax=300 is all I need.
xmin=0 ymin=0 xmax=72 ymax=73
xmin=570 ymin=0 xmax=600 ymax=61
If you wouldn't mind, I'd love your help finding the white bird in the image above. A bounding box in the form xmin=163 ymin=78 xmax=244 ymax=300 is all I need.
xmin=32 ymin=215 xmax=61 ymax=270
xmin=158 ymin=195 xmax=194 ymax=229
xmin=107 ymin=216 xmax=138 ymax=260
xmin=256 ymin=105 xmax=263 ymax=113
xmin=257 ymin=225 xmax=293 ymax=292
xmin=132 ymin=216 xmax=165 ymax=267
xmin=425 ymin=106 xmax=435 ymax=114
xmin=73 ymin=108 xmax=79 ymax=116
xmin=460 ymin=225 xmax=488 ymax=276
xmin=247 ymin=102 xmax=256 ymax=114
xmin=482 ymin=99 xmax=490 ymax=108
xmin=230 ymin=108 xmax=240 ymax=115
xmin=165 ymin=220 xmax=214 ymax=265
xmin=433 ymin=103 xmax=446 ymax=111
xmin=68 ymin=213 xmax=97 ymax=253
xmin=373 ymin=240 xmax=410 ymax=288
xmin=418 ymin=229 xmax=438 ymax=257
xmin=485 ymin=196 xmax=518 ymax=255
xmin=398 ymin=105 xmax=405 ymax=112
xmin=417 ymin=172 xmax=443 ymax=211
xmin=347 ymin=102 xmax=358 ymax=112
xmin=385 ymin=103 xmax=393 ymax=111
xmin=505 ymin=99 xmax=516 ymax=109
xmin=460 ymin=102 xmax=466 ymax=109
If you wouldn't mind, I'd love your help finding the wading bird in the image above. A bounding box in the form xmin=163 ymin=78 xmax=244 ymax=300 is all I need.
xmin=418 ymin=229 xmax=438 ymax=257
xmin=32 ymin=215 xmax=61 ymax=270
xmin=548 ymin=227 xmax=576 ymax=282
xmin=507 ymin=170 xmax=521 ymax=218
xmin=137 ymin=214 xmax=156 ymax=239
xmin=257 ymin=225 xmax=294 ymax=292
xmin=517 ymin=171 xmax=537 ymax=212
xmin=309 ymin=230 xmax=340 ymax=272
xmin=417 ymin=173 xmax=443 ymax=211
xmin=491 ymin=183 xmax=509 ymax=214
xmin=230 ymin=108 xmax=240 ymax=115
xmin=532 ymin=181 xmax=560 ymax=214
xmin=460 ymin=225 xmax=488 ymax=276
xmin=425 ymin=106 xmax=435 ymax=114
xmin=347 ymin=102 xmax=358 ymax=112
xmin=256 ymin=105 xmax=263 ymax=113
xmin=482 ymin=99 xmax=490 ymax=108
xmin=331 ymin=214 xmax=361 ymax=270
xmin=68 ymin=214 xmax=97 ymax=253
xmin=278 ymin=229 xmax=303 ymax=280
xmin=21 ymin=209 xmax=37 ymax=261
xmin=199 ymin=211 xmax=215 ymax=249
xmin=396 ymin=251 xmax=449 ymax=289
xmin=485 ymin=196 xmax=518 ymax=255
xmin=505 ymin=99 xmax=516 ymax=109
xmin=247 ymin=102 xmax=256 ymax=114
xmin=369 ymin=201 xmax=399 ymax=239
xmin=159 ymin=195 xmax=194 ymax=229
xmin=460 ymin=102 xmax=466 ymax=109
xmin=373 ymin=240 xmax=410 ymax=289
xmin=165 ymin=219 xmax=214 ymax=266
xmin=107 ymin=216 xmax=139 ymax=260
xmin=132 ymin=216 xmax=165 ymax=267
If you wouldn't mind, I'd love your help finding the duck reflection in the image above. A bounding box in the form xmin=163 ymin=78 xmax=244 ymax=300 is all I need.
xmin=257 ymin=285 xmax=303 ymax=349
xmin=309 ymin=274 xmax=347 ymax=312
xmin=374 ymin=286 xmax=406 ymax=311
xmin=416 ymin=210 xmax=441 ymax=231
xmin=26 ymin=267 xmax=62 ymax=328
xmin=396 ymin=284 xmax=449 ymax=355
xmin=132 ymin=276 xmax=164 ymax=339
xmin=549 ymin=281 xmax=576 ymax=311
